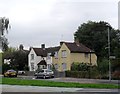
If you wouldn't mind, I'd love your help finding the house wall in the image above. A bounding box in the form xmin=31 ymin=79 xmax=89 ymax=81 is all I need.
xmin=28 ymin=48 xmax=53 ymax=71
xmin=53 ymin=43 xmax=97 ymax=72
xmin=70 ymin=53 xmax=97 ymax=65
xmin=53 ymin=43 xmax=71 ymax=71
xmin=28 ymin=48 xmax=42 ymax=71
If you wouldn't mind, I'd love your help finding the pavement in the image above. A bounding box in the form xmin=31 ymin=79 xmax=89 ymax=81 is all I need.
xmin=1 ymin=84 xmax=119 ymax=93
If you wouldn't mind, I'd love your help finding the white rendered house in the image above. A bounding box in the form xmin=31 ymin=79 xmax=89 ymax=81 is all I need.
xmin=28 ymin=44 xmax=60 ymax=71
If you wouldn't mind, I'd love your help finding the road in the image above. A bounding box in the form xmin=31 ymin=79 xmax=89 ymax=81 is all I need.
xmin=0 ymin=75 xmax=120 ymax=94
xmin=17 ymin=75 xmax=119 ymax=85
xmin=1 ymin=84 xmax=119 ymax=93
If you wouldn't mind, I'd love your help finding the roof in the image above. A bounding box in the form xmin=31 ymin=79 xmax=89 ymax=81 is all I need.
xmin=37 ymin=60 xmax=47 ymax=65
xmin=64 ymin=42 xmax=94 ymax=53
xmin=33 ymin=48 xmax=47 ymax=57
xmin=31 ymin=42 xmax=94 ymax=56
xmin=32 ymin=46 xmax=60 ymax=57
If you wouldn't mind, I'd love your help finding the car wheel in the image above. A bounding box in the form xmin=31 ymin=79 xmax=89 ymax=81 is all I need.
xmin=51 ymin=76 xmax=54 ymax=78
xmin=36 ymin=76 xmax=38 ymax=79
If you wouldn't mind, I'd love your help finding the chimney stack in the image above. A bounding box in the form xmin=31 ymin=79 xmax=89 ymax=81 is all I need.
xmin=41 ymin=44 xmax=45 ymax=50
xmin=74 ymin=38 xmax=80 ymax=46
xmin=60 ymin=41 xmax=64 ymax=46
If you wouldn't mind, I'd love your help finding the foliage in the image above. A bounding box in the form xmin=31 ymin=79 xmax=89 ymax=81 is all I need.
xmin=71 ymin=62 xmax=90 ymax=71
xmin=10 ymin=50 xmax=28 ymax=70
xmin=2 ymin=78 xmax=118 ymax=89
xmin=2 ymin=46 xmax=28 ymax=71
xmin=0 ymin=17 xmax=10 ymax=51
xmin=65 ymin=70 xmax=99 ymax=79
xmin=2 ymin=63 xmax=11 ymax=73
xmin=97 ymin=59 xmax=109 ymax=76
xmin=74 ymin=21 xmax=120 ymax=59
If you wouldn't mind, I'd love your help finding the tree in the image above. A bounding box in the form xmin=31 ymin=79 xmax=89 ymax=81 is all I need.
xmin=74 ymin=21 xmax=120 ymax=59
xmin=10 ymin=45 xmax=28 ymax=71
xmin=0 ymin=17 xmax=10 ymax=51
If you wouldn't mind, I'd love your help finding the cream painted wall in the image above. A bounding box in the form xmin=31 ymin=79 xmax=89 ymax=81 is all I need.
xmin=52 ymin=43 xmax=97 ymax=72
xmin=53 ymin=43 xmax=71 ymax=71
xmin=70 ymin=53 xmax=97 ymax=65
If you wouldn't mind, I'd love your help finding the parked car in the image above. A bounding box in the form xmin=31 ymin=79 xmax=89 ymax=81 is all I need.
xmin=34 ymin=69 xmax=54 ymax=79
xmin=4 ymin=69 xmax=17 ymax=77
xmin=17 ymin=71 xmax=25 ymax=75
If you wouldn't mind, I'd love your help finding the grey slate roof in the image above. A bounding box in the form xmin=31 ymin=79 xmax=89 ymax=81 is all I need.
xmin=33 ymin=46 xmax=60 ymax=57
xmin=32 ymin=42 xmax=94 ymax=57
xmin=64 ymin=42 xmax=94 ymax=53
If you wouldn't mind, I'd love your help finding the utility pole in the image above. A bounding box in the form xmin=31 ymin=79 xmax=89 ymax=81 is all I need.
xmin=89 ymin=50 xmax=92 ymax=79
xmin=108 ymin=27 xmax=111 ymax=81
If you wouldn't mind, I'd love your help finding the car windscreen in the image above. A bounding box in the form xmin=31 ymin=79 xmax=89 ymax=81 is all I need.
xmin=8 ymin=70 xmax=15 ymax=72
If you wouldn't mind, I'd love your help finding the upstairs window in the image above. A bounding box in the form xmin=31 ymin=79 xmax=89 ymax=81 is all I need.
xmin=61 ymin=50 xmax=67 ymax=58
xmin=47 ymin=53 xmax=51 ymax=60
xmin=31 ymin=54 xmax=34 ymax=60
xmin=54 ymin=51 xmax=58 ymax=59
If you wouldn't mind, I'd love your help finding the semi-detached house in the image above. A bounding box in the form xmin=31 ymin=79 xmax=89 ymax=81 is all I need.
xmin=28 ymin=41 xmax=97 ymax=72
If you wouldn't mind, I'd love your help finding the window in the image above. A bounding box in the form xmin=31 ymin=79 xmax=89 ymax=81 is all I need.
xmin=62 ymin=63 xmax=67 ymax=71
xmin=54 ymin=51 xmax=58 ymax=59
xmin=55 ymin=64 xmax=58 ymax=70
xmin=47 ymin=53 xmax=51 ymax=60
xmin=31 ymin=54 xmax=34 ymax=60
xmin=47 ymin=64 xmax=51 ymax=69
xmin=85 ymin=53 xmax=88 ymax=58
xmin=31 ymin=62 xmax=34 ymax=71
xmin=61 ymin=50 xmax=67 ymax=58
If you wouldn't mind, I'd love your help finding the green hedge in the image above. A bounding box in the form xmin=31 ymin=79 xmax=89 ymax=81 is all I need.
xmin=65 ymin=70 xmax=100 ymax=79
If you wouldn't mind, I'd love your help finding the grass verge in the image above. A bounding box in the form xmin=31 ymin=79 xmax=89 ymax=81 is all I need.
xmin=1 ymin=78 xmax=119 ymax=89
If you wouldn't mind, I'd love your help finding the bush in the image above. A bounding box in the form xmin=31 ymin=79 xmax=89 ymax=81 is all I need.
xmin=65 ymin=71 xmax=85 ymax=78
xmin=71 ymin=62 xmax=90 ymax=71
xmin=112 ymin=71 xmax=120 ymax=80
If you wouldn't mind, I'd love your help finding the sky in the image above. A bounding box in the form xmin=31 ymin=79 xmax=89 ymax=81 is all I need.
xmin=0 ymin=0 xmax=119 ymax=50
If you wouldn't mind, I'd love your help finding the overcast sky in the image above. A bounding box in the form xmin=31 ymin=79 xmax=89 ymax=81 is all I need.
xmin=0 ymin=0 xmax=119 ymax=50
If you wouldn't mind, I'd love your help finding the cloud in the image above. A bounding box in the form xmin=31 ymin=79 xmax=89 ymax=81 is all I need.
xmin=0 ymin=0 xmax=118 ymax=49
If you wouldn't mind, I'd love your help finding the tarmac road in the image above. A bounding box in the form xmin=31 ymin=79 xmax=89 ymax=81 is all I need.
xmin=17 ymin=75 xmax=119 ymax=85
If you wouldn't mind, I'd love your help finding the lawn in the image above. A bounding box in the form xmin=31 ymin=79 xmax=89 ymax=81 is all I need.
xmin=1 ymin=78 xmax=119 ymax=89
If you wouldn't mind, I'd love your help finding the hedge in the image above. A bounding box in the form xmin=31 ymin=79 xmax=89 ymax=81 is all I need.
xmin=65 ymin=70 xmax=100 ymax=79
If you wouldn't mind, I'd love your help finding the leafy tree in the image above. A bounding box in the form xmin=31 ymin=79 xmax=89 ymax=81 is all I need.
xmin=0 ymin=17 xmax=10 ymax=51
xmin=2 ymin=46 xmax=28 ymax=71
xmin=74 ymin=21 xmax=120 ymax=59
xmin=10 ymin=45 xmax=28 ymax=71
xmin=97 ymin=59 xmax=109 ymax=76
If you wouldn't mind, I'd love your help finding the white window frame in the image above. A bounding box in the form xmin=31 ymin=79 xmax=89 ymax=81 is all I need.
xmin=54 ymin=51 xmax=58 ymax=59
xmin=47 ymin=53 xmax=51 ymax=60
xmin=61 ymin=50 xmax=67 ymax=58
xmin=31 ymin=62 xmax=34 ymax=71
xmin=31 ymin=54 xmax=34 ymax=60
